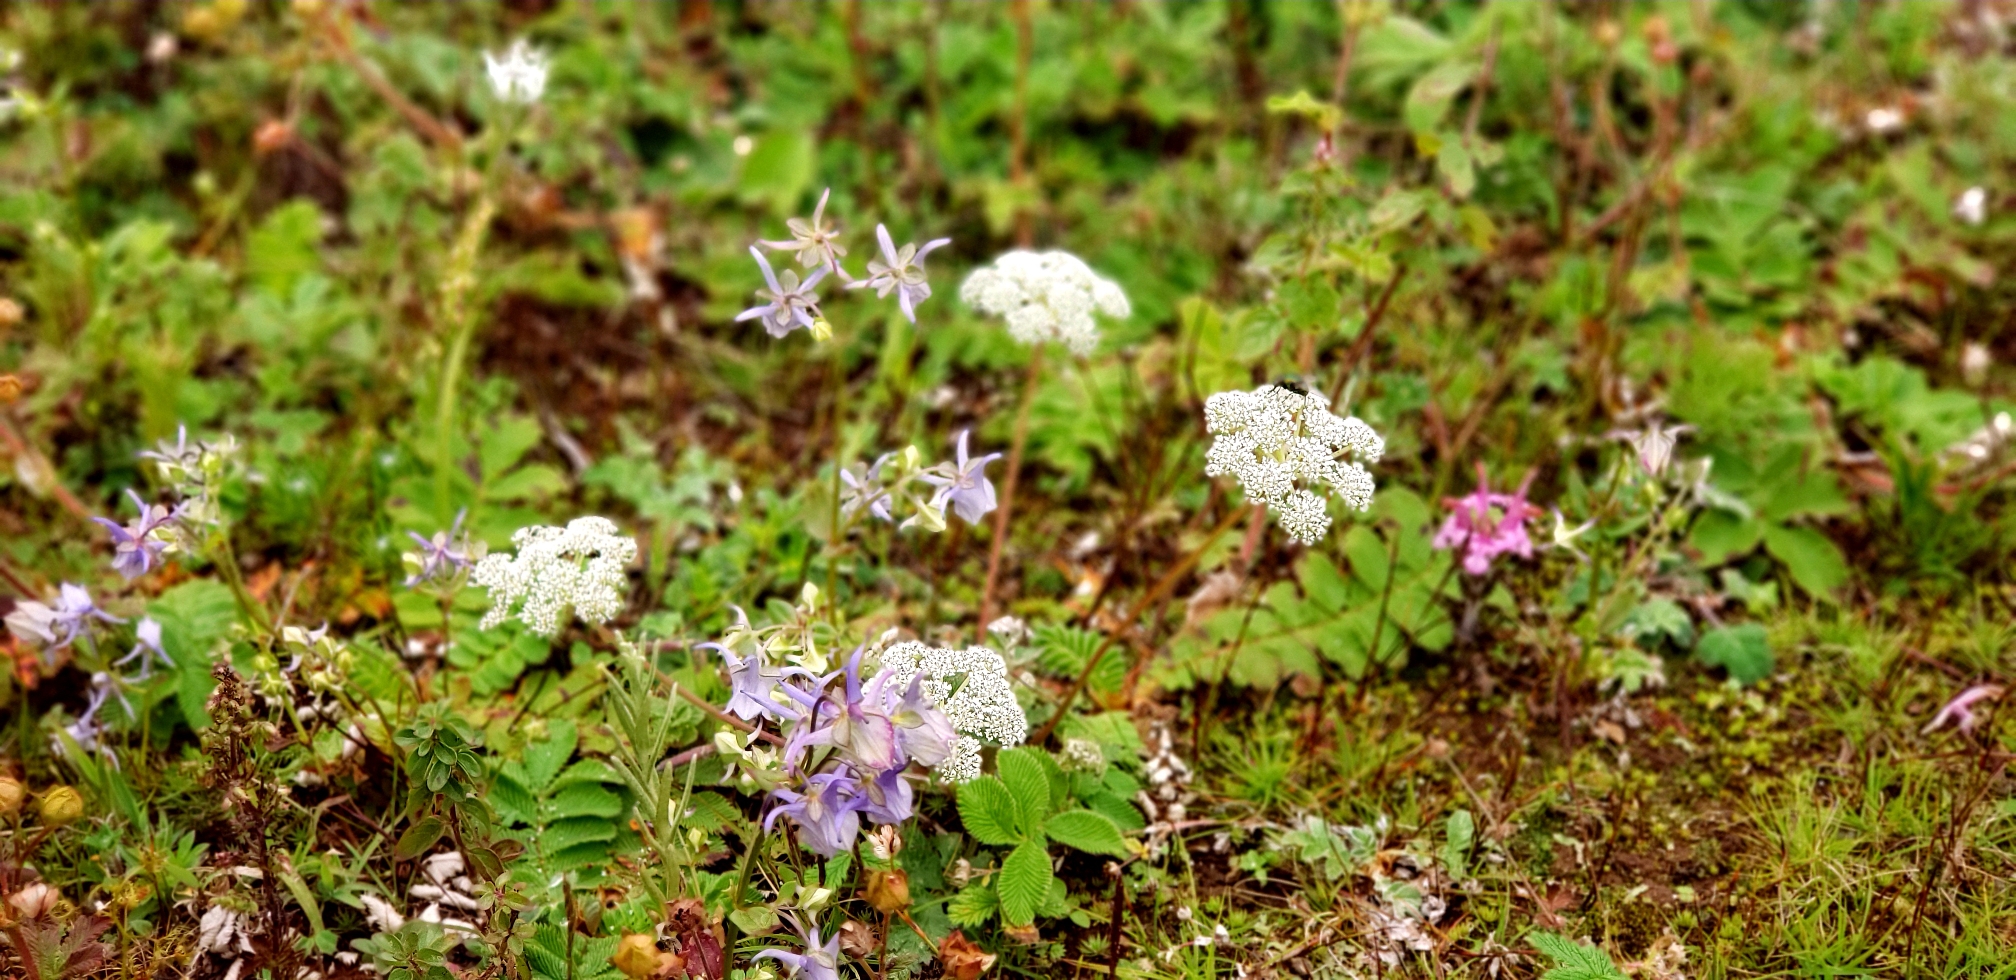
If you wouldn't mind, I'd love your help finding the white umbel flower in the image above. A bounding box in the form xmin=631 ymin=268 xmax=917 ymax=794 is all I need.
xmin=959 ymin=250 xmax=1129 ymax=355
xmin=876 ymin=641 xmax=1027 ymax=783
xmin=483 ymin=39 xmax=549 ymax=105
xmin=470 ymin=517 xmax=636 ymax=635
xmin=1204 ymin=384 xmax=1383 ymax=546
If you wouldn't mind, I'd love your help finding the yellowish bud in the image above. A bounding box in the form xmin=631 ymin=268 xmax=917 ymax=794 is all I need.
xmin=38 ymin=785 xmax=84 ymax=827
xmin=863 ymin=868 xmax=911 ymax=914
xmin=0 ymin=777 xmax=24 ymax=816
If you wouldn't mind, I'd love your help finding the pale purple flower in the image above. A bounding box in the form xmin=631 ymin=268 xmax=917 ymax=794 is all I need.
xmin=736 ymin=246 xmax=828 ymax=338
xmin=921 ymin=430 xmax=1002 ymax=525
xmin=706 ymin=644 xmax=795 ymax=722
xmin=405 ymin=510 xmax=477 ymax=586
xmin=1433 ymin=465 xmax=1541 ymax=576
xmin=753 ymin=918 xmax=843 ymax=980
xmin=849 ymin=224 xmax=949 ymax=324
xmin=856 ymin=764 xmax=915 ymax=825
xmin=54 ymin=672 xmax=119 ymax=767
xmin=839 ymin=453 xmax=895 ymax=523
xmin=116 ymin=617 xmax=174 ymax=681
xmin=5 ymin=583 xmax=121 ymax=659
xmin=138 ymin=424 xmax=198 ymax=472
xmin=872 ymin=670 xmax=956 ymax=769
xmin=1922 ymin=684 xmax=2004 ymax=735
xmin=764 ymin=770 xmax=867 ymax=858
xmin=760 ymin=187 xmax=851 ymax=279
xmin=92 ymin=489 xmax=178 ymax=580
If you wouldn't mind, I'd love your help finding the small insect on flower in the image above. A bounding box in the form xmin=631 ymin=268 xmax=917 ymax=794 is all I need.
xmin=960 ymin=250 xmax=1129 ymax=355
xmin=737 ymin=246 xmax=829 ymax=338
xmin=761 ymin=187 xmax=851 ymax=280
xmin=848 ymin=224 xmax=950 ymax=324
xmin=483 ymin=38 xmax=548 ymax=105
xmin=92 ymin=489 xmax=180 ymax=580
xmin=920 ymin=429 xmax=1003 ymax=525
xmin=469 ymin=517 xmax=637 ymax=636
xmin=1203 ymin=384 xmax=1383 ymax=545
xmin=1433 ymin=464 xmax=1541 ymax=576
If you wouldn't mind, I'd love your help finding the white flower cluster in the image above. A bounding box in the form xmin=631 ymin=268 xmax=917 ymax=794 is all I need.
xmin=483 ymin=39 xmax=549 ymax=105
xmin=1203 ymin=384 xmax=1383 ymax=545
xmin=876 ymin=641 xmax=1027 ymax=783
xmin=959 ymin=250 xmax=1129 ymax=355
xmin=470 ymin=517 xmax=636 ymax=635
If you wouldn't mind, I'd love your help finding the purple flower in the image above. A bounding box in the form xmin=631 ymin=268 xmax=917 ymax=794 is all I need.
xmin=856 ymin=764 xmax=915 ymax=825
xmin=759 ymin=187 xmax=851 ymax=280
xmin=5 ymin=583 xmax=121 ymax=659
xmin=840 ymin=453 xmax=895 ymax=523
xmin=1923 ymin=684 xmax=2004 ymax=735
xmin=795 ymin=649 xmax=901 ymax=773
xmin=872 ymin=670 xmax=955 ymax=769
xmin=753 ymin=918 xmax=843 ymax=980
xmin=848 ymin=224 xmax=949 ymax=324
xmin=92 ymin=489 xmax=178 ymax=580
xmin=921 ymin=430 xmax=1002 ymax=525
xmin=116 ymin=617 xmax=174 ymax=681
xmin=764 ymin=770 xmax=867 ymax=858
xmin=737 ymin=246 xmax=828 ymax=338
xmin=707 ymin=644 xmax=791 ymax=722
xmin=404 ymin=510 xmax=477 ymax=586
xmin=138 ymin=424 xmax=198 ymax=472
xmin=54 ymin=672 xmax=119 ymax=767
xmin=1433 ymin=465 xmax=1541 ymax=576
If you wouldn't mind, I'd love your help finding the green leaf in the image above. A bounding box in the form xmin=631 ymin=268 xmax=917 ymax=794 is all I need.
xmin=1689 ymin=510 xmax=1762 ymax=566
xmin=1044 ymin=810 xmax=1129 ymax=857
xmin=996 ymin=747 xmax=1053 ymax=834
xmin=1762 ymin=524 xmax=1848 ymax=599
xmin=244 ymin=199 xmax=324 ymax=295
xmin=946 ymin=883 xmax=999 ymax=928
xmin=996 ymin=841 xmax=1054 ymax=927
xmin=956 ymin=777 xmax=1023 ymax=846
xmin=1437 ymin=138 xmax=1475 ymax=198
xmin=738 ymin=129 xmax=815 ymax=215
xmin=396 ymin=817 xmax=447 ymax=860
xmin=1529 ymin=933 xmax=1628 ymax=980
xmin=520 ymin=720 xmax=577 ymax=791
xmin=546 ymin=782 xmax=623 ymax=821
xmin=1696 ymin=623 xmax=1773 ymax=686
xmin=148 ymin=579 xmax=240 ymax=730
xmin=1440 ymin=810 xmax=1474 ymax=880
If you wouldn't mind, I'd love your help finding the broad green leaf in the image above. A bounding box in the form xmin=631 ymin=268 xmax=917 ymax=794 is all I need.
xmin=1689 ymin=510 xmax=1762 ymax=566
xmin=1762 ymin=524 xmax=1848 ymax=599
xmin=520 ymin=719 xmax=577 ymax=790
xmin=1045 ymin=809 xmax=1130 ymax=857
xmin=996 ymin=841 xmax=1053 ymax=927
xmin=1529 ymin=932 xmax=1628 ymax=980
xmin=946 ymin=883 xmax=999 ymax=928
xmin=739 ymin=129 xmax=815 ymax=215
xmin=956 ymin=776 xmax=1023 ymax=846
xmin=1696 ymin=623 xmax=1773 ymax=686
xmin=1440 ymin=810 xmax=1474 ymax=880
xmin=396 ymin=816 xmax=447 ymax=860
xmin=996 ymin=747 xmax=1052 ymax=834
xmin=149 ymin=579 xmax=239 ymax=730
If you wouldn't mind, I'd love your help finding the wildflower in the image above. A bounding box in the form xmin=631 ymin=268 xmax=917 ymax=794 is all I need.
xmin=403 ymin=510 xmax=482 ymax=587
xmin=1618 ymin=420 xmax=1692 ymax=479
xmin=706 ymin=644 xmax=791 ymax=721
xmin=920 ymin=430 xmax=1002 ymax=525
xmin=877 ymin=642 xmax=1027 ymax=783
xmin=736 ymin=246 xmax=829 ymax=338
xmin=483 ymin=38 xmax=548 ymax=105
xmin=849 ymin=224 xmax=950 ymax=324
xmin=1865 ymin=106 xmax=1904 ymax=133
xmin=53 ymin=673 xmax=118 ymax=766
xmin=960 ymin=250 xmax=1129 ymax=355
xmin=1922 ymin=684 xmax=2004 ymax=735
xmin=839 ymin=453 xmax=895 ymax=523
xmin=1433 ymin=465 xmax=1541 ymax=576
xmin=116 ymin=617 xmax=173 ymax=681
xmin=1544 ymin=509 xmax=1596 ymax=562
xmin=1203 ymin=384 xmax=1383 ymax=546
xmin=760 ymin=187 xmax=850 ymax=279
xmin=764 ymin=770 xmax=867 ymax=858
xmin=1060 ymin=737 xmax=1105 ymax=773
xmin=139 ymin=425 xmax=237 ymax=525
xmin=1955 ymin=186 xmax=1988 ymax=226
xmin=469 ymin=517 xmax=637 ymax=635
xmin=92 ymin=489 xmax=178 ymax=580
xmin=5 ymin=583 xmax=120 ymax=657
xmin=754 ymin=919 xmax=843 ymax=980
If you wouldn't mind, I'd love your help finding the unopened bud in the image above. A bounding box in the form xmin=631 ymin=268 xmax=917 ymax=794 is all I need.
xmin=863 ymin=868 xmax=910 ymax=914
xmin=809 ymin=317 xmax=833 ymax=343
xmin=612 ymin=933 xmax=682 ymax=980
xmin=837 ymin=919 xmax=876 ymax=958
xmin=7 ymin=883 xmax=60 ymax=921
xmin=0 ymin=776 xmax=23 ymax=816
xmin=38 ymin=785 xmax=83 ymax=827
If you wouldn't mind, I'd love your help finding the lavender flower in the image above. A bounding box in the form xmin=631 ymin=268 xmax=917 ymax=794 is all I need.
xmin=116 ymin=617 xmax=173 ymax=681
xmin=403 ymin=510 xmax=481 ymax=587
xmin=737 ymin=246 xmax=828 ymax=338
xmin=92 ymin=489 xmax=178 ymax=580
xmin=920 ymin=430 xmax=1002 ymax=525
xmin=839 ymin=453 xmax=895 ymax=523
xmin=764 ymin=770 xmax=867 ymax=858
xmin=5 ymin=583 xmax=120 ymax=658
xmin=753 ymin=919 xmax=843 ymax=980
xmin=54 ymin=672 xmax=118 ymax=767
xmin=1433 ymin=466 xmax=1541 ymax=576
xmin=760 ymin=188 xmax=850 ymax=279
xmin=849 ymin=224 xmax=949 ymax=324
xmin=709 ymin=645 xmax=789 ymax=722
xmin=1923 ymin=684 xmax=2004 ymax=735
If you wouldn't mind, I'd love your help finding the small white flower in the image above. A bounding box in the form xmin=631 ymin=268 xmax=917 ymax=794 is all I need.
xmin=1955 ymin=186 xmax=1988 ymax=226
xmin=483 ymin=39 xmax=548 ymax=105
xmin=470 ymin=517 xmax=637 ymax=635
xmin=960 ymin=250 xmax=1129 ymax=355
xmin=1865 ymin=106 xmax=1904 ymax=133
xmin=1060 ymin=737 xmax=1105 ymax=773
xmin=1203 ymin=385 xmax=1383 ymax=545
xmin=876 ymin=641 xmax=1028 ymax=783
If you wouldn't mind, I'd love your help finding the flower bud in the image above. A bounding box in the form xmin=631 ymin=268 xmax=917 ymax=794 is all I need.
xmin=837 ymin=919 xmax=876 ymax=958
xmin=0 ymin=776 xmax=24 ymax=816
xmin=809 ymin=317 xmax=834 ymax=343
xmin=612 ymin=933 xmax=683 ymax=980
xmin=38 ymin=785 xmax=83 ymax=827
xmin=7 ymin=883 xmax=60 ymax=921
xmin=863 ymin=868 xmax=911 ymax=914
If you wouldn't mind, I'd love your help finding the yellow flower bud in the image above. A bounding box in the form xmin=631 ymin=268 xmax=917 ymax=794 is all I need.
xmin=0 ymin=776 xmax=24 ymax=816
xmin=809 ymin=317 xmax=834 ymax=343
xmin=38 ymin=785 xmax=84 ymax=827
xmin=863 ymin=868 xmax=911 ymax=914
xmin=611 ymin=933 xmax=681 ymax=980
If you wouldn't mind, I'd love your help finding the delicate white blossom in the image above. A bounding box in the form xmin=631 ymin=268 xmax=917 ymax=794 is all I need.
xmin=1955 ymin=186 xmax=1988 ymax=226
xmin=1203 ymin=384 xmax=1383 ymax=545
xmin=959 ymin=250 xmax=1128 ymax=355
xmin=875 ymin=642 xmax=1027 ymax=783
xmin=483 ymin=39 xmax=548 ymax=105
xmin=469 ymin=517 xmax=636 ymax=635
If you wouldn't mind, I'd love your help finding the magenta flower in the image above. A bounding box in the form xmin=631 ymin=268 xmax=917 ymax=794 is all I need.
xmin=92 ymin=489 xmax=179 ymax=580
xmin=1433 ymin=465 xmax=1541 ymax=576
xmin=1922 ymin=684 xmax=2004 ymax=735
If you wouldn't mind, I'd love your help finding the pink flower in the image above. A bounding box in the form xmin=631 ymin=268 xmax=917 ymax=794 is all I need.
xmin=1922 ymin=684 xmax=2005 ymax=735
xmin=1433 ymin=465 xmax=1541 ymax=576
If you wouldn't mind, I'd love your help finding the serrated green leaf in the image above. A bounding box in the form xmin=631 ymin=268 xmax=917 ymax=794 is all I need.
xmin=1084 ymin=791 xmax=1146 ymax=833
xmin=546 ymin=782 xmax=623 ymax=821
xmin=541 ymin=816 xmax=619 ymax=854
xmin=520 ymin=719 xmax=577 ymax=790
xmin=996 ymin=747 xmax=1052 ymax=834
xmin=1696 ymin=623 xmax=1773 ymax=686
xmin=1762 ymin=523 xmax=1848 ymax=599
xmin=490 ymin=775 xmax=538 ymax=827
xmin=1045 ymin=809 xmax=1129 ymax=857
xmin=946 ymin=883 xmax=1000 ymax=928
xmin=956 ymin=777 xmax=1023 ymax=846
xmin=1529 ymin=932 xmax=1627 ymax=980
xmin=996 ymin=841 xmax=1053 ymax=927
